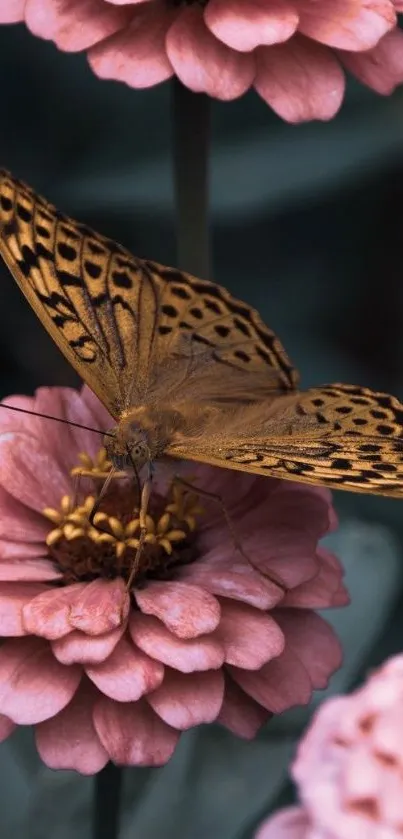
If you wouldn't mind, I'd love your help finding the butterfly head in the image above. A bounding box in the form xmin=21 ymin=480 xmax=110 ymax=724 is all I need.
xmin=103 ymin=425 xmax=152 ymax=472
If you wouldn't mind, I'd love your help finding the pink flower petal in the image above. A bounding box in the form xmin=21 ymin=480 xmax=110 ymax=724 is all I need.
xmin=282 ymin=548 xmax=349 ymax=608
xmin=338 ymin=26 xmax=403 ymax=93
xmin=69 ymin=579 xmax=130 ymax=635
xmin=1 ymin=389 xmax=86 ymax=477
xmin=243 ymin=484 xmax=330 ymax=587
xmin=26 ymin=386 xmax=111 ymax=471
xmin=0 ymin=713 xmax=16 ymax=741
xmin=0 ymin=558 xmax=61 ymax=582
xmin=22 ymin=583 xmax=84 ymax=640
xmin=135 ymin=581 xmax=221 ymax=639
xmin=88 ymin=1 xmax=174 ymax=88
xmin=25 ymin=0 xmax=132 ymax=51
xmin=331 ymin=587 xmax=349 ymax=608
xmin=166 ymin=5 xmax=255 ymax=99
xmin=0 ymin=433 xmax=71 ymax=512
xmin=129 ymin=612 xmax=225 ymax=673
xmin=0 ymin=395 xmax=35 ymax=432
xmin=52 ymin=624 xmax=125 ymax=665
xmin=217 ymin=674 xmax=271 ymax=738
xmin=256 ymin=806 xmax=311 ymax=839
xmin=316 ymin=547 xmax=350 ymax=608
xmin=0 ymin=582 xmax=49 ymax=636
xmin=0 ymin=637 xmax=81 ymax=723
xmin=0 ymin=540 xmax=47 ymax=560
xmin=213 ymin=599 xmax=285 ymax=669
xmin=93 ymin=695 xmax=179 ymax=766
xmin=250 ymin=550 xmax=319 ymax=591
xmin=64 ymin=386 xmax=112 ymax=459
xmin=254 ymin=35 xmax=345 ymax=123
xmin=0 ymin=0 xmax=25 ymax=22
xmin=274 ymin=608 xmax=343 ymax=689
xmin=0 ymin=485 xmax=49 ymax=543
xmin=147 ymin=668 xmax=224 ymax=729
xmin=86 ymin=636 xmax=164 ymax=701
xmin=371 ymin=704 xmax=403 ymax=766
xmin=342 ymin=746 xmax=383 ymax=802
xmin=107 ymin=0 xmax=150 ymax=4
xmin=35 ymin=681 xmax=108 ymax=774
xmin=80 ymin=384 xmax=114 ymax=431
xmin=20 ymin=386 xmax=108 ymax=474
xmin=25 ymin=580 xmax=129 ymax=642
xmin=242 ymin=481 xmax=332 ymax=533
xmin=180 ymin=556 xmax=284 ymax=610
xmin=230 ymin=645 xmax=312 ymax=713
xmin=188 ymin=467 xmax=272 ymax=528
xmin=297 ymin=0 xmax=396 ymax=51
xmin=205 ymin=0 xmax=298 ymax=51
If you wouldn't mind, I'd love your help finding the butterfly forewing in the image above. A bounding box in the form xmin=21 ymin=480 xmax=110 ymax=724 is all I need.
xmin=0 ymin=169 xmax=297 ymax=417
xmin=2 ymin=170 xmax=403 ymax=498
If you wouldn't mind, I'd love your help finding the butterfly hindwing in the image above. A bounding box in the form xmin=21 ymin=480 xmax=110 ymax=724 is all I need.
xmin=166 ymin=384 xmax=403 ymax=496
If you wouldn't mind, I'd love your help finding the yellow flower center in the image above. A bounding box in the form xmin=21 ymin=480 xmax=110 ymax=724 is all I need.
xmin=43 ymin=449 xmax=203 ymax=587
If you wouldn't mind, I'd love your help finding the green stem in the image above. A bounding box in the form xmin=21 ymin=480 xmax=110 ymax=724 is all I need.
xmin=172 ymin=79 xmax=211 ymax=278
xmin=92 ymin=762 xmax=122 ymax=839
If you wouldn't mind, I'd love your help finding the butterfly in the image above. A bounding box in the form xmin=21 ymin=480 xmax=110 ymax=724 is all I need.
xmin=1 ymin=167 xmax=403 ymax=508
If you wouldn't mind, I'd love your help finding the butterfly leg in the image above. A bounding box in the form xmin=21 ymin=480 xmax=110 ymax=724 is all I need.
xmin=126 ymin=463 xmax=153 ymax=591
xmin=88 ymin=466 xmax=118 ymax=526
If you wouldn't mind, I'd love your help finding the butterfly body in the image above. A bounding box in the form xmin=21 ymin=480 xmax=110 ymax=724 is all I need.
xmin=104 ymin=400 xmax=242 ymax=473
xmin=104 ymin=405 xmax=188 ymax=471
xmin=2 ymin=168 xmax=403 ymax=498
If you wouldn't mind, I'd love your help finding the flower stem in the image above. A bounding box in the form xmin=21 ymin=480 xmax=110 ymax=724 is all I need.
xmin=92 ymin=762 xmax=122 ymax=839
xmin=172 ymin=79 xmax=211 ymax=278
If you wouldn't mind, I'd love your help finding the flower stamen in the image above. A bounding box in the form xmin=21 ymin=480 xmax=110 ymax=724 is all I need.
xmin=43 ymin=449 xmax=203 ymax=586
xmin=70 ymin=448 xmax=126 ymax=481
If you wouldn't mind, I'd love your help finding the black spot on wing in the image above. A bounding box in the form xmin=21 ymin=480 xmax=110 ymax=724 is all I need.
xmin=85 ymin=261 xmax=102 ymax=280
xmin=161 ymin=304 xmax=177 ymax=318
xmin=57 ymin=242 xmax=76 ymax=261
xmin=18 ymin=244 xmax=38 ymax=276
xmin=0 ymin=194 xmax=12 ymax=212
xmin=56 ymin=270 xmax=82 ymax=288
xmin=112 ymin=270 xmax=132 ymax=289
xmin=16 ymin=203 xmax=32 ymax=222
xmin=35 ymin=223 xmax=51 ymax=239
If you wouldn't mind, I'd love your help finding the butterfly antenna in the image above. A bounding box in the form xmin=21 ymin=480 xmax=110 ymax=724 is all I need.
xmin=0 ymin=402 xmax=114 ymax=437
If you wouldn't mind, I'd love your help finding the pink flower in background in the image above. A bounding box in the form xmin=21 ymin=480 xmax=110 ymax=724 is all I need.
xmin=1 ymin=0 xmax=403 ymax=122
xmin=0 ymin=385 xmax=346 ymax=774
xmin=256 ymin=655 xmax=403 ymax=839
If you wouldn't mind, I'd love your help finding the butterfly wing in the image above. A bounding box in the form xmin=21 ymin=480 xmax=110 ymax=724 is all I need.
xmin=3 ymin=174 xmax=403 ymax=496
xmin=0 ymin=170 xmax=298 ymax=419
xmin=166 ymin=384 xmax=403 ymax=496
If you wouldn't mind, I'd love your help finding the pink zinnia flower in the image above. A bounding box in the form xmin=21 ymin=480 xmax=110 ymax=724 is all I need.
xmin=0 ymin=385 xmax=347 ymax=775
xmin=256 ymin=654 xmax=403 ymax=839
xmin=2 ymin=1 xmax=403 ymax=122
